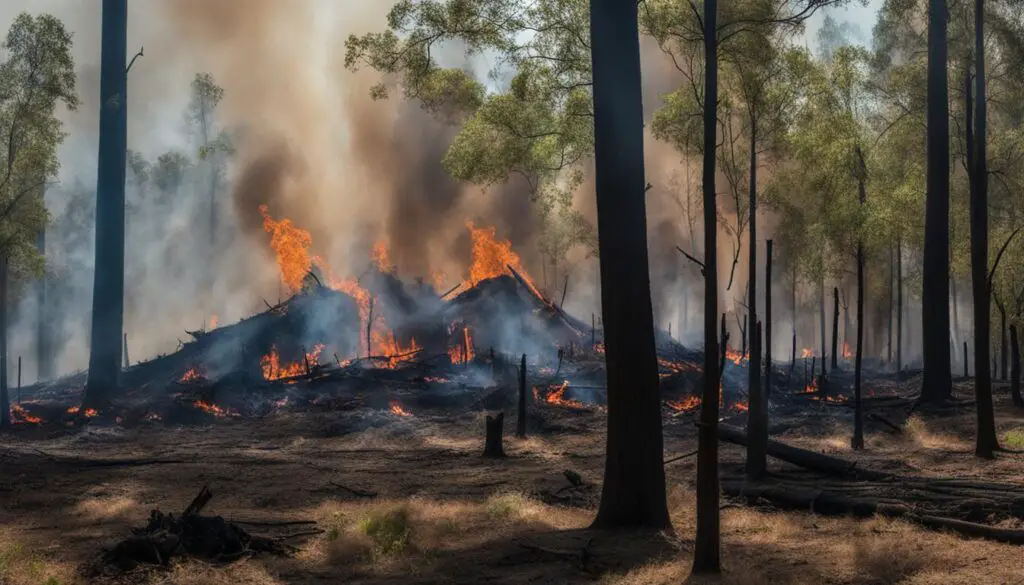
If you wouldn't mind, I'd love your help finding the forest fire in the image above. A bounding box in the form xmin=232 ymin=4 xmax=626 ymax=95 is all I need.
xmin=180 ymin=368 xmax=202 ymax=383
xmin=802 ymin=378 xmax=819 ymax=393
xmin=535 ymin=381 xmax=586 ymax=408
xmin=67 ymin=405 xmax=98 ymax=417
xmin=843 ymin=342 xmax=852 ymax=359
xmin=193 ymin=400 xmax=234 ymax=417
xmin=389 ymin=400 xmax=412 ymax=417
xmin=260 ymin=204 xmax=313 ymax=293
xmin=261 ymin=344 xmax=326 ymax=380
xmin=666 ymin=395 xmax=701 ymax=413
xmin=209 ymin=314 xmax=218 ymax=329
xmin=801 ymin=348 xmax=814 ymax=358
xmin=724 ymin=347 xmax=746 ymax=365
xmin=373 ymin=333 xmax=421 ymax=368
xmin=448 ymin=325 xmax=475 ymax=365
xmin=371 ymin=240 xmax=393 ymax=273
xmin=11 ymin=404 xmax=42 ymax=424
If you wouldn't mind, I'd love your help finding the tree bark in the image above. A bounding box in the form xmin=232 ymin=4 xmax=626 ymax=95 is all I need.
xmin=747 ymin=111 xmax=759 ymax=404
xmin=84 ymin=0 xmax=128 ymax=410
xmin=765 ymin=239 xmax=773 ymax=396
xmin=832 ymin=287 xmax=840 ymax=369
xmin=971 ymin=0 xmax=998 ymax=458
xmin=820 ymin=279 xmax=827 ymax=379
xmin=997 ymin=297 xmax=1008 ymax=381
xmin=1011 ymin=324 xmax=1022 ymax=408
xmin=694 ymin=0 xmax=721 ymax=571
xmin=791 ymin=268 xmax=797 ymax=367
xmin=516 ymin=353 xmax=527 ymax=438
xmin=588 ymin=0 xmax=669 ymax=530
xmin=483 ymin=412 xmax=506 ymax=458
xmin=920 ymin=0 xmax=953 ymax=402
xmin=35 ymin=226 xmax=52 ymax=382
xmin=887 ymin=245 xmax=894 ymax=364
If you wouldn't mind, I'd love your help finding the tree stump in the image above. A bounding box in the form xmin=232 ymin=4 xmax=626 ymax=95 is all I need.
xmin=483 ymin=412 xmax=506 ymax=458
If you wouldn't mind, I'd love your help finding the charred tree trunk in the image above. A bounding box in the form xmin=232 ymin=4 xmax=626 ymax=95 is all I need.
xmin=588 ymin=0 xmax=669 ymax=530
xmin=791 ymin=268 xmax=797 ymax=368
xmin=971 ymin=3 xmax=999 ymax=458
xmin=35 ymin=227 xmax=53 ymax=382
xmin=747 ymin=320 xmax=766 ymax=479
xmin=964 ymin=342 xmax=969 ymax=378
xmin=741 ymin=314 xmax=747 ymax=357
xmin=1011 ymin=324 xmax=1022 ymax=408
xmin=897 ymin=237 xmax=904 ymax=372
xmin=483 ymin=412 xmax=506 ymax=458
xmin=516 ymin=354 xmax=527 ymax=438
xmin=887 ymin=245 xmax=894 ymax=364
xmin=0 ymin=256 xmax=8 ymax=428
xmin=765 ymin=239 xmax=773 ymax=395
xmin=852 ymin=150 xmax=867 ymax=450
xmin=747 ymin=112 xmax=759 ymax=402
xmin=920 ymin=0 xmax=953 ymax=403
xmin=832 ymin=287 xmax=840 ymax=369
xmin=720 ymin=313 xmax=728 ymax=377
xmin=694 ymin=0 xmax=721 ymax=571
xmin=84 ymin=0 xmax=128 ymax=410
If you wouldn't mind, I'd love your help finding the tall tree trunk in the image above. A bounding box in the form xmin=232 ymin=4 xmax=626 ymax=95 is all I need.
xmin=791 ymin=268 xmax=797 ymax=366
xmin=920 ymin=0 xmax=953 ymax=402
xmin=952 ymin=271 xmax=960 ymax=363
xmin=747 ymin=112 xmax=760 ymax=415
xmin=819 ymin=279 xmax=827 ymax=378
xmin=747 ymin=318 xmax=766 ymax=479
xmin=970 ymin=2 xmax=998 ymax=458
xmin=589 ymin=0 xmax=669 ymax=529
xmin=831 ymin=287 xmax=840 ymax=369
xmin=35 ymin=226 xmax=52 ymax=382
xmin=853 ymin=163 xmax=866 ymax=450
xmin=997 ymin=297 xmax=1008 ymax=381
xmin=0 ymin=256 xmax=8 ymax=428
xmin=897 ymin=236 xmax=903 ymax=372
xmin=1011 ymin=324 xmax=1022 ymax=408
xmin=765 ymin=239 xmax=773 ymax=396
xmin=517 ymin=353 xmax=527 ymax=438
xmin=887 ymin=245 xmax=894 ymax=364
xmin=693 ymin=0 xmax=721 ymax=572
xmin=84 ymin=0 xmax=128 ymax=410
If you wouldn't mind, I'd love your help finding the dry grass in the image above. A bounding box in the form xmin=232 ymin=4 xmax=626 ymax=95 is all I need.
xmin=903 ymin=415 xmax=971 ymax=451
xmin=0 ymin=533 xmax=78 ymax=585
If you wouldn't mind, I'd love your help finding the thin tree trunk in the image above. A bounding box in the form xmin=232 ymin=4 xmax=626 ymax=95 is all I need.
xmin=747 ymin=111 xmax=760 ymax=421
xmin=0 ymin=255 xmax=8 ymax=428
xmin=831 ymin=287 xmax=840 ymax=369
xmin=1011 ymin=324 xmax=1022 ymax=408
xmin=765 ymin=239 xmax=773 ymax=396
xmin=35 ymin=226 xmax=51 ymax=382
xmin=971 ymin=2 xmax=998 ymax=458
xmin=897 ymin=236 xmax=903 ymax=372
xmin=852 ymin=151 xmax=867 ymax=450
xmin=997 ymin=297 xmax=1008 ymax=381
xmin=693 ymin=0 xmax=721 ymax=570
xmin=791 ymin=268 xmax=797 ymax=366
xmin=747 ymin=319 xmax=766 ymax=479
xmin=887 ymin=245 xmax=894 ymax=364
xmin=83 ymin=0 xmax=128 ymax=410
xmin=920 ymin=0 xmax=953 ymax=402
xmin=819 ymin=279 xmax=827 ymax=379
xmin=589 ymin=0 xmax=669 ymax=529
xmin=516 ymin=353 xmax=527 ymax=438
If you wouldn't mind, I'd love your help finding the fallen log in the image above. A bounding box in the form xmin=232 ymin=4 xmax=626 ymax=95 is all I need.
xmin=717 ymin=424 xmax=892 ymax=480
xmin=722 ymin=479 xmax=1024 ymax=545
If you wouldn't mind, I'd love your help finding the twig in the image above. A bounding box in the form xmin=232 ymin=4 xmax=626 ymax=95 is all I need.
xmin=675 ymin=246 xmax=705 ymax=275
xmin=126 ymin=46 xmax=144 ymax=74
xmin=663 ymin=449 xmax=699 ymax=465
xmin=329 ymin=481 xmax=378 ymax=498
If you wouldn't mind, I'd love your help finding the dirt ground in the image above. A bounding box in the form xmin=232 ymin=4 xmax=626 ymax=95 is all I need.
xmin=2 ymin=374 xmax=1024 ymax=585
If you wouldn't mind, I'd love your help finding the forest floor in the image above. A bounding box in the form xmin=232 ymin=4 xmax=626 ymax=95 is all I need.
xmin=2 ymin=374 xmax=1024 ymax=585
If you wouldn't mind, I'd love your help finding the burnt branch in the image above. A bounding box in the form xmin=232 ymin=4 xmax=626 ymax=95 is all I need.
xmin=675 ymin=246 xmax=705 ymax=275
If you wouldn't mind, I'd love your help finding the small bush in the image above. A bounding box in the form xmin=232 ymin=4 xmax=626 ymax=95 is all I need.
xmin=485 ymin=492 xmax=534 ymax=520
xmin=1002 ymin=429 xmax=1024 ymax=449
xmin=358 ymin=507 xmax=411 ymax=556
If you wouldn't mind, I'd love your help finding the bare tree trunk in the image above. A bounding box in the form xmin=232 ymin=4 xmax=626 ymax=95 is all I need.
xmin=970 ymin=3 xmax=999 ymax=458
xmin=897 ymin=237 xmax=903 ymax=372
xmin=0 ymin=255 xmax=8 ymax=428
xmin=589 ymin=0 xmax=669 ymax=529
xmin=765 ymin=239 xmax=773 ymax=396
xmin=831 ymin=287 xmax=840 ymax=369
xmin=791 ymin=268 xmax=797 ymax=366
xmin=819 ymin=279 xmax=827 ymax=379
xmin=747 ymin=319 xmax=766 ymax=479
xmin=1011 ymin=324 xmax=1022 ymax=408
xmin=852 ymin=151 xmax=867 ymax=450
xmin=35 ymin=226 xmax=52 ymax=382
xmin=887 ymin=245 xmax=894 ymax=364
xmin=693 ymin=0 xmax=721 ymax=570
xmin=84 ymin=0 xmax=129 ymax=409
xmin=920 ymin=0 xmax=953 ymax=403
xmin=997 ymin=298 xmax=1007 ymax=381
xmin=516 ymin=354 xmax=527 ymax=438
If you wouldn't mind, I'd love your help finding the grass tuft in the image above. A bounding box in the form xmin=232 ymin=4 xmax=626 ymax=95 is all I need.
xmin=358 ymin=506 xmax=412 ymax=557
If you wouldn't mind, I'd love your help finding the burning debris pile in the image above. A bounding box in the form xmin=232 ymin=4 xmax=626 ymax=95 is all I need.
xmin=12 ymin=213 xmax=778 ymax=426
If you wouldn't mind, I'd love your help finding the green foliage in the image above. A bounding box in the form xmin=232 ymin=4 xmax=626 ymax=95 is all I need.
xmin=358 ymin=507 xmax=411 ymax=556
xmin=0 ymin=12 xmax=77 ymax=282
xmin=152 ymin=151 xmax=192 ymax=194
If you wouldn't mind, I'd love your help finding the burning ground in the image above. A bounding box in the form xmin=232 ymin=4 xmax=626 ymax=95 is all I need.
xmin=2 ymin=217 xmax=1024 ymax=584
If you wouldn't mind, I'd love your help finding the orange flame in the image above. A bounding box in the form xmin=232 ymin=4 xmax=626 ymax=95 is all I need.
xmin=801 ymin=348 xmax=813 ymax=358
xmin=724 ymin=347 xmax=745 ymax=365
xmin=371 ymin=240 xmax=394 ymax=273
xmin=431 ymin=270 xmax=448 ymax=291
xmin=732 ymin=401 xmax=749 ymax=413
xmin=373 ymin=332 xmax=422 ymax=368
xmin=261 ymin=344 xmax=326 ymax=380
xmin=539 ymin=380 xmax=586 ymax=408
xmin=209 ymin=314 xmax=219 ymax=329
xmin=448 ymin=325 xmax=475 ymax=365
xmin=193 ymin=400 xmax=231 ymax=417
xmin=260 ymin=204 xmax=314 ymax=293
xmin=666 ymin=395 xmax=701 ymax=412
xmin=66 ymin=405 xmax=98 ymax=417
xmin=843 ymin=341 xmax=851 ymax=359
xmin=389 ymin=400 xmax=412 ymax=417
xmin=802 ymin=377 xmax=819 ymax=394
xmin=11 ymin=404 xmax=42 ymax=424
xmin=180 ymin=368 xmax=201 ymax=383
xmin=466 ymin=223 xmax=545 ymax=299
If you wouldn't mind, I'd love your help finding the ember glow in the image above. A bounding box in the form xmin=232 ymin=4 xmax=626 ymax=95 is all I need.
xmin=801 ymin=348 xmax=814 ymax=358
xmin=539 ymin=380 xmax=586 ymax=408
xmin=389 ymin=400 xmax=412 ymax=417
xmin=260 ymin=204 xmax=313 ymax=293
xmin=666 ymin=395 xmax=701 ymax=412
xmin=843 ymin=341 xmax=852 ymax=359
xmin=724 ymin=347 xmax=746 ymax=365
xmin=802 ymin=378 xmax=819 ymax=393
xmin=261 ymin=344 xmax=326 ymax=380
xmin=11 ymin=404 xmax=42 ymax=424
xmin=372 ymin=332 xmax=421 ymax=368
xmin=209 ymin=314 xmax=219 ymax=329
